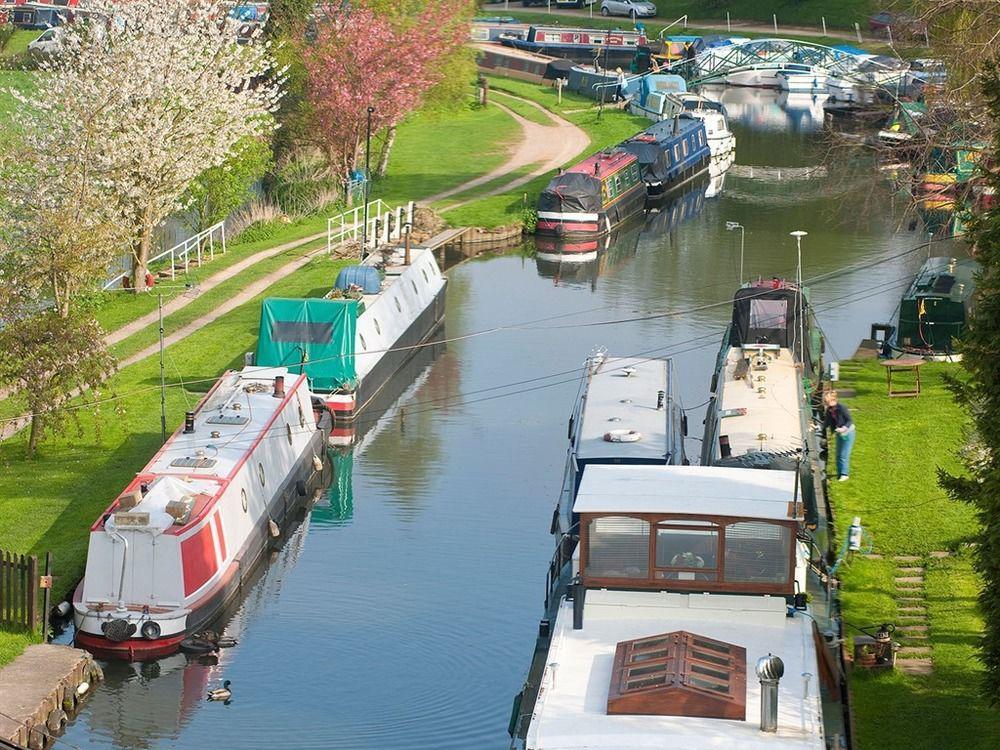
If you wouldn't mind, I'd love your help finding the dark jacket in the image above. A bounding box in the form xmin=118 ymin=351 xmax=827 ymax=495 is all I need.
xmin=824 ymin=403 xmax=853 ymax=432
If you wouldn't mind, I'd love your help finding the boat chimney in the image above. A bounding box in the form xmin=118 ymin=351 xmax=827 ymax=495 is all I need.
xmin=571 ymin=578 xmax=586 ymax=630
xmin=404 ymin=223 xmax=412 ymax=266
xmin=755 ymin=654 xmax=784 ymax=733
xmin=719 ymin=434 xmax=732 ymax=458
xmin=273 ymin=375 xmax=285 ymax=398
xmin=183 ymin=411 xmax=195 ymax=434
xmin=656 ymin=390 xmax=665 ymax=410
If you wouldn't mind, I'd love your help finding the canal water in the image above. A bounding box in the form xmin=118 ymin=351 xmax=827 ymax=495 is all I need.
xmin=59 ymin=88 xmax=963 ymax=749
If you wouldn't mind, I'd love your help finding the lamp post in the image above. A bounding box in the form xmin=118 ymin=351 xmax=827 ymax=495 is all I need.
xmin=726 ymin=221 xmax=745 ymax=283
xmin=361 ymin=106 xmax=375 ymax=258
xmin=790 ymin=230 xmax=808 ymax=366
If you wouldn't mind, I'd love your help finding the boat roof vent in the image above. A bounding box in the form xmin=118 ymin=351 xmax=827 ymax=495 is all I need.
xmin=207 ymin=414 xmax=250 ymax=426
xmin=931 ymin=274 xmax=956 ymax=294
xmin=170 ymin=457 xmax=218 ymax=469
xmin=607 ymin=630 xmax=747 ymax=720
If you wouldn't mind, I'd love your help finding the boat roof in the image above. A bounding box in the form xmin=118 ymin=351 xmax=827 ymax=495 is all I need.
xmin=568 ymin=148 xmax=636 ymax=176
xmin=716 ymin=347 xmax=805 ymax=459
xmin=525 ymin=589 xmax=824 ymax=749
xmin=903 ymin=256 xmax=976 ymax=302
xmin=573 ymin=465 xmax=797 ymax=519
xmin=575 ymin=357 xmax=675 ymax=463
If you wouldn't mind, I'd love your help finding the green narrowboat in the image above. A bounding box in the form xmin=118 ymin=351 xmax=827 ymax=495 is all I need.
xmin=894 ymin=256 xmax=977 ymax=355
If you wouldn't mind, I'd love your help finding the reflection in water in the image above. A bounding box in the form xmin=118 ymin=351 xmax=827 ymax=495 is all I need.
xmin=61 ymin=86 xmax=968 ymax=750
xmin=700 ymin=84 xmax=829 ymax=133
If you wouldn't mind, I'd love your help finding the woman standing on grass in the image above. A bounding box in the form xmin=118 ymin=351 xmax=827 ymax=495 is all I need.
xmin=824 ymin=390 xmax=855 ymax=481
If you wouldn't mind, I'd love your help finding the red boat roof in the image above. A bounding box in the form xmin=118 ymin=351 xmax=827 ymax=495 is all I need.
xmin=568 ymin=149 xmax=636 ymax=177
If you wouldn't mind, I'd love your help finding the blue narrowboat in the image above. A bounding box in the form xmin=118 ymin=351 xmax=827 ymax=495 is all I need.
xmin=619 ymin=114 xmax=711 ymax=198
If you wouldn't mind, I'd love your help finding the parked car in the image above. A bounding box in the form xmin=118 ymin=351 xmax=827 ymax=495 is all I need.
xmin=868 ymin=11 xmax=927 ymax=39
xmin=27 ymin=27 xmax=61 ymax=57
xmin=601 ymin=0 xmax=656 ymax=18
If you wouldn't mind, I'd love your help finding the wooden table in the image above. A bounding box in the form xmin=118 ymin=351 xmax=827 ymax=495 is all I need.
xmin=880 ymin=357 xmax=925 ymax=397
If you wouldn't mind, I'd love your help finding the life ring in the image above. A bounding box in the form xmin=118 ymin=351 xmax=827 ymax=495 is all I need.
xmin=604 ymin=429 xmax=642 ymax=443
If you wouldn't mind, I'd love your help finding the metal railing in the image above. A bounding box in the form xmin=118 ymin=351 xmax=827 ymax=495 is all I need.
xmin=326 ymin=199 xmax=415 ymax=255
xmin=103 ymin=220 xmax=227 ymax=290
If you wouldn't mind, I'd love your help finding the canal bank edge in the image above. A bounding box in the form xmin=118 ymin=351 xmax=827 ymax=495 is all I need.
xmin=0 ymin=644 xmax=102 ymax=750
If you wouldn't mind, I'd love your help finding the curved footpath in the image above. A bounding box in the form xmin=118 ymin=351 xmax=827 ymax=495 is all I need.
xmin=429 ymin=92 xmax=589 ymax=209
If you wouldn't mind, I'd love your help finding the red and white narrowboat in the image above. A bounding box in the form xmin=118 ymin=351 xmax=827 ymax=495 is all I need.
xmin=73 ymin=367 xmax=332 ymax=660
xmin=536 ymin=150 xmax=647 ymax=243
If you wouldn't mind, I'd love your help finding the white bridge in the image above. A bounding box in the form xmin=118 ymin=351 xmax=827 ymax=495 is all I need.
xmin=663 ymin=38 xmax=895 ymax=87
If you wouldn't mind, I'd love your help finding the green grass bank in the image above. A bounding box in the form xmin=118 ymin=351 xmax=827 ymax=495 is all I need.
xmin=827 ymin=358 xmax=1000 ymax=749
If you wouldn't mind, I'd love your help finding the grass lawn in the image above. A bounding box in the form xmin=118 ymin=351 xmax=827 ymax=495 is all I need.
xmin=0 ymin=253 xmax=353 ymax=660
xmin=829 ymin=359 xmax=974 ymax=555
xmin=828 ymin=358 xmax=1000 ymax=748
xmin=491 ymin=90 xmax=552 ymax=125
xmin=0 ymin=29 xmax=40 ymax=59
xmin=0 ymin=69 xmax=35 ymax=145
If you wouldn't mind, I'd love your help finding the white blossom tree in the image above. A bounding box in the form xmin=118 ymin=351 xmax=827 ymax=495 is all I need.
xmin=17 ymin=0 xmax=284 ymax=290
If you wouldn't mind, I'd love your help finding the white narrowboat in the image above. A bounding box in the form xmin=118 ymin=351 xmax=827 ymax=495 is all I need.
xmin=73 ymin=367 xmax=332 ymax=660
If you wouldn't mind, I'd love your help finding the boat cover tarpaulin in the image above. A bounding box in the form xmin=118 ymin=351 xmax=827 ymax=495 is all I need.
xmin=538 ymin=172 xmax=602 ymax=214
xmin=256 ymin=298 xmax=358 ymax=391
xmin=729 ymin=285 xmax=809 ymax=357
xmin=620 ymin=137 xmax=669 ymax=185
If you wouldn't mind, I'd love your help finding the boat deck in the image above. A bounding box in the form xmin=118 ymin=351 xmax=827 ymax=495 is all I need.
xmin=526 ymin=589 xmax=823 ymax=749
xmin=716 ymin=347 xmax=805 ymax=459
xmin=576 ymin=356 xmax=677 ymax=465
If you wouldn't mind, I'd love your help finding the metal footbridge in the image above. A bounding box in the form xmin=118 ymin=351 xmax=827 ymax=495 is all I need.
xmin=662 ymin=38 xmax=886 ymax=87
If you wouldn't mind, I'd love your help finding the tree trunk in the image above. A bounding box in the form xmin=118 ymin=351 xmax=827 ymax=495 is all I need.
xmin=27 ymin=415 xmax=41 ymax=458
xmin=376 ymin=125 xmax=396 ymax=178
xmin=132 ymin=222 xmax=153 ymax=292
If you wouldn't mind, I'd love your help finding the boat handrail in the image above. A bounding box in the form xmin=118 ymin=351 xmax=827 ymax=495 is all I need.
xmin=544 ymin=528 xmax=577 ymax=612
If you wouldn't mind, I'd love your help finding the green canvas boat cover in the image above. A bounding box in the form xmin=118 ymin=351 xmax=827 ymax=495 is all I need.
xmin=256 ymin=298 xmax=359 ymax=391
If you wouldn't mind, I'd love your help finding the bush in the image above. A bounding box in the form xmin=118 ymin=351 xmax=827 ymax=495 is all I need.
xmin=521 ymin=205 xmax=538 ymax=233
xmin=268 ymin=151 xmax=340 ymax=216
xmin=0 ymin=24 xmax=14 ymax=52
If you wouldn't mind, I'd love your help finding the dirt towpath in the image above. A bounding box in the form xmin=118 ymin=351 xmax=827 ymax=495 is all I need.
xmin=427 ymin=92 xmax=590 ymax=209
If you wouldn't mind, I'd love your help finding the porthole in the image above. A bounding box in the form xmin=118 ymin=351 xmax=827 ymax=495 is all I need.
xmin=359 ymin=333 xmax=367 ymax=350
xmin=421 ymin=268 xmax=429 ymax=283
xmin=241 ymin=489 xmax=248 ymax=513
xmin=286 ymin=423 xmax=293 ymax=445
xmin=298 ymin=401 xmax=305 ymax=428
xmin=373 ymin=318 xmax=381 ymax=335
xmin=394 ymin=296 xmax=402 ymax=313
xmin=410 ymin=280 xmax=418 ymax=294
xmin=258 ymin=462 xmax=266 ymax=487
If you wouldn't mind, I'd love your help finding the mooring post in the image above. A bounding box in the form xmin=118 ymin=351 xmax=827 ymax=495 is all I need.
xmin=41 ymin=553 xmax=51 ymax=643
xmin=855 ymin=22 xmax=862 ymax=43
xmin=772 ymin=14 xmax=777 ymax=33
xmin=822 ymin=17 xmax=827 ymax=36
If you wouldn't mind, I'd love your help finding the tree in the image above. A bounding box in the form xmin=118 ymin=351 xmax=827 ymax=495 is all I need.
xmin=185 ymin=137 xmax=273 ymax=231
xmin=264 ymin=0 xmax=313 ymax=168
xmin=21 ymin=0 xmax=284 ymax=290
xmin=0 ymin=309 xmax=116 ymax=457
xmin=303 ymin=0 xmax=470 ymax=187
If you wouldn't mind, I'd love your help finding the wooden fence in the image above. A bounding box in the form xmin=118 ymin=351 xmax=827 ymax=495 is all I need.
xmin=0 ymin=550 xmax=46 ymax=632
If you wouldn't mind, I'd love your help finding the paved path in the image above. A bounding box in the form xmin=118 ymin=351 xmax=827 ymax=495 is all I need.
xmin=429 ymin=92 xmax=590 ymax=210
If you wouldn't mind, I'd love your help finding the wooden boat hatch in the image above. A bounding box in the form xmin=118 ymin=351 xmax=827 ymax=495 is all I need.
xmin=608 ymin=630 xmax=746 ymax=720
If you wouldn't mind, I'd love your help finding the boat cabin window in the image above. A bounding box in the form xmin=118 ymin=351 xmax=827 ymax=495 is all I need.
xmin=682 ymin=140 xmax=689 ymax=157
xmin=582 ymin=513 xmax=795 ymax=593
xmin=749 ymin=298 xmax=787 ymax=329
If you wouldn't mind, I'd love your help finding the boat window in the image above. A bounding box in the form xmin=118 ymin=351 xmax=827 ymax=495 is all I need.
xmin=603 ymin=179 xmax=614 ymax=201
xmin=585 ymin=516 xmax=649 ymax=578
xmin=286 ymin=423 xmax=293 ymax=445
xmin=257 ymin=462 xmax=265 ymax=487
xmin=724 ymin=522 xmax=791 ymax=583
xmin=699 ymin=131 xmax=706 ymax=146
xmin=373 ymin=318 xmax=381 ymax=336
xmin=394 ymin=296 xmax=402 ymax=313
xmin=655 ymin=525 xmax=719 ymax=581
xmin=749 ymin=298 xmax=788 ymax=329
xmin=411 ymin=280 xmax=418 ymax=295
xmin=673 ymin=144 xmax=681 ymax=160
xmin=613 ymin=175 xmax=622 ymax=193
xmin=241 ymin=489 xmax=248 ymax=513
xmin=359 ymin=333 xmax=367 ymax=350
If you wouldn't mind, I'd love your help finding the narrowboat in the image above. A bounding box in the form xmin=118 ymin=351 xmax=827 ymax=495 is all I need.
xmin=73 ymin=367 xmax=332 ymax=660
xmin=892 ymin=256 xmax=976 ymax=357
xmin=619 ymin=115 xmax=711 ymax=198
xmin=624 ymin=73 xmax=688 ymax=115
xmin=503 ymin=25 xmax=645 ymax=67
xmin=254 ymin=245 xmax=447 ymax=437
xmin=536 ymin=149 xmax=646 ymax=240
xmin=510 ymin=466 xmax=853 ymax=750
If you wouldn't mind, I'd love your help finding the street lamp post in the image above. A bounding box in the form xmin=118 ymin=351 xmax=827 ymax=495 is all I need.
xmin=790 ymin=230 xmax=808 ymax=367
xmin=725 ymin=221 xmax=745 ymax=283
xmin=361 ymin=106 xmax=375 ymax=258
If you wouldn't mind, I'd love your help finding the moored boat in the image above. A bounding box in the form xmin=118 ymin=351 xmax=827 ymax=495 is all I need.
xmin=891 ymin=256 xmax=976 ymax=357
xmin=777 ymin=68 xmax=830 ymax=94
xmin=73 ymin=367 xmax=332 ymax=660
xmin=254 ymin=245 xmax=447 ymax=434
xmin=619 ymin=115 xmax=711 ymax=198
xmin=536 ymin=149 xmax=646 ymax=240
xmin=502 ymin=25 xmax=644 ymax=67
